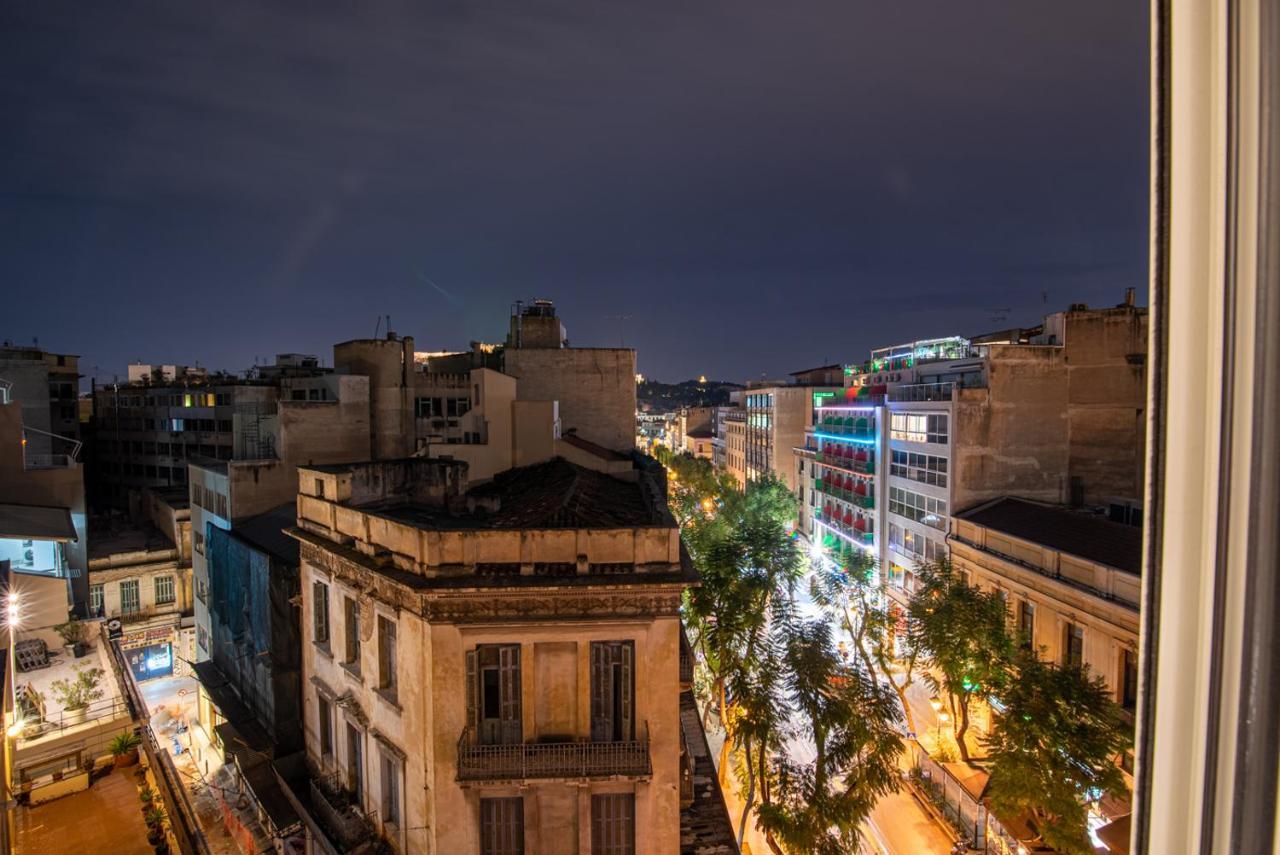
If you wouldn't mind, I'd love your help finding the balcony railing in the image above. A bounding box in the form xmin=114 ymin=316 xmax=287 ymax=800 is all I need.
xmin=310 ymin=773 xmax=379 ymax=851
xmin=887 ymin=382 xmax=956 ymax=403
xmin=457 ymin=728 xmax=651 ymax=782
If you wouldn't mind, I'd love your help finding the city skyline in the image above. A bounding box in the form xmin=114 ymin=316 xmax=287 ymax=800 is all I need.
xmin=1 ymin=0 xmax=1148 ymax=383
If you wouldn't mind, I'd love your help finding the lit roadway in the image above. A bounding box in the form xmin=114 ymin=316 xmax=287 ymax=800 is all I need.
xmin=793 ymin=568 xmax=954 ymax=855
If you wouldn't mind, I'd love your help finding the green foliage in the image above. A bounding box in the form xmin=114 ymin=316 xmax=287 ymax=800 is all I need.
xmin=671 ymin=466 xmax=902 ymax=852
xmin=144 ymin=806 xmax=169 ymax=828
xmin=753 ymin=620 xmax=903 ymax=854
xmin=983 ymin=650 xmax=1130 ymax=854
xmin=49 ymin=665 xmax=105 ymax=711
xmin=54 ymin=618 xmax=90 ymax=646
xmin=906 ymin=560 xmax=1014 ymax=760
xmin=109 ymin=730 xmax=142 ymax=756
xmin=139 ymin=785 xmax=157 ymax=805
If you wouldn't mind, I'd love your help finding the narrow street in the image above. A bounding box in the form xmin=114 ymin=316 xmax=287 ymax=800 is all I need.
xmin=705 ymin=570 xmax=960 ymax=855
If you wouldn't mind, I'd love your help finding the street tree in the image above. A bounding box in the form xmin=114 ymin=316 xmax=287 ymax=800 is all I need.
xmin=752 ymin=620 xmax=904 ymax=855
xmin=984 ymin=649 xmax=1130 ymax=854
xmin=809 ymin=545 xmax=920 ymax=735
xmin=906 ymin=559 xmax=1014 ymax=761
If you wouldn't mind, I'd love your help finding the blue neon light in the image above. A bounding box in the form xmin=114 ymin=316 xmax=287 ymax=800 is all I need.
xmin=814 ymin=519 xmax=876 ymax=552
xmin=814 ymin=432 xmax=877 ymax=445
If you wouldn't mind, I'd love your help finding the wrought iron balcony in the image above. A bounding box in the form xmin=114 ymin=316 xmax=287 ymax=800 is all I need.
xmin=457 ymin=728 xmax=651 ymax=782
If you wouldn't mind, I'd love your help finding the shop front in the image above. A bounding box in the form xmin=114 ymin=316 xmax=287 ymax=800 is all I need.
xmin=115 ymin=622 xmax=182 ymax=683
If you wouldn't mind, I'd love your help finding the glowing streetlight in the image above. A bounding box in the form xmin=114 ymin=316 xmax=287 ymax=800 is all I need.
xmin=4 ymin=592 xmax=19 ymax=734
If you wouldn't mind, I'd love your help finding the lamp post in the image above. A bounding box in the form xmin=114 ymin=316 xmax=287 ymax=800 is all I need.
xmin=4 ymin=594 xmax=17 ymax=727
xmin=928 ymin=696 xmax=944 ymax=751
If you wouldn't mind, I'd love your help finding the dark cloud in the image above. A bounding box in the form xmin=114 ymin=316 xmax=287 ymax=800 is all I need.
xmin=0 ymin=0 xmax=1148 ymax=382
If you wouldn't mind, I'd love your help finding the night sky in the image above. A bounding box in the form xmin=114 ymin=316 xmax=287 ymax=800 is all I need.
xmin=1 ymin=2 xmax=1148 ymax=385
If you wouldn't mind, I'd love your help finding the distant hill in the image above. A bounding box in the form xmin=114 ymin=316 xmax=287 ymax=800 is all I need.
xmin=637 ymin=379 xmax=743 ymax=412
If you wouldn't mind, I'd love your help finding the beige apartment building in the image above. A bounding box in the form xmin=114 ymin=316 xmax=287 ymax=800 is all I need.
xmin=285 ymin=455 xmax=707 ymax=854
xmin=744 ymin=384 xmax=834 ymax=492
xmin=721 ymin=407 xmax=747 ymax=490
xmin=87 ymin=487 xmax=196 ymax=683
xmin=949 ymin=497 xmax=1141 ymax=716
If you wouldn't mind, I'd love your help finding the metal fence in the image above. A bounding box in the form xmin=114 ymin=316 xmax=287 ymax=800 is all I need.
xmin=887 ymin=382 xmax=957 ymax=403
xmin=457 ymin=730 xmax=651 ymax=782
xmin=908 ymin=742 xmax=987 ymax=851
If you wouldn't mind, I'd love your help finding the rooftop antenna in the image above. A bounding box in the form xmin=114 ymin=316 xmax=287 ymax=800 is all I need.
xmin=373 ymin=315 xmax=383 ymax=339
xmin=604 ymin=314 xmax=633 ymax=347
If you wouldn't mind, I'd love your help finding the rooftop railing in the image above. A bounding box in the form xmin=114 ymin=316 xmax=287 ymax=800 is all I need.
xmin=886 ymin=382 xmax=957 ymax=403
xmin=457 ymin=727 xmax=651 ymax=782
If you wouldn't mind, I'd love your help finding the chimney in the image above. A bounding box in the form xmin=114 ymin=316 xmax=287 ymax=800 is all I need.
xmin=1125 ymin=287 xmax=1136 ymax=307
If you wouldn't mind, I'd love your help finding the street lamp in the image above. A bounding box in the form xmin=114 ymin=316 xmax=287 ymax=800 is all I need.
xmin=4 ymin=594 xmax=18 ymax=723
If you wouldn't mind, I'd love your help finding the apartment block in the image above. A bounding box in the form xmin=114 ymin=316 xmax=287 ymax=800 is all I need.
xmin=0 ymin=343 xmax=81 ymax=458
xmin=279 ymin=454 xmax=725 ymax=854
xmin=798 ymin=296 xmax=1148 ymax=611
xmin=87 ymin=488 xmax=195 ymax=684
xmin=745 ymin=383 xmax=836 ymax=492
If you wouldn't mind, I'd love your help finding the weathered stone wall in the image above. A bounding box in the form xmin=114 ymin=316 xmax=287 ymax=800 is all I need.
xmin=504 ymin=347 xmax=636 ymax=453
xmin=953 ymin=306 xmax=1147 ymax=511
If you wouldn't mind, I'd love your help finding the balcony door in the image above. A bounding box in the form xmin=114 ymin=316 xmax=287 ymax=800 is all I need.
xmin=467 ymin=644 xmax=522 ymax=745
xmin=120 ymin=579 xmax=140 ymax=615
xmin=346 ymin=722 xmax=364 ymax=802
xmin=591 ymin=642 xmax=634 ymax=742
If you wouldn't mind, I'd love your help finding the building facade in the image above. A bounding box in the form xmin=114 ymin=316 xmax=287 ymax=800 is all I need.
xmin=285 ymin=455 xmax=696 ymax=854
xmin=88 ymin=489 xmax=195 ymax=684
xmin=745 ymin=384 xmax=835 ymax=492
xmin=0 ymin=344 xmax=81 ymax=458
xmin=798 ymin=298 xmax=1149 ymax=611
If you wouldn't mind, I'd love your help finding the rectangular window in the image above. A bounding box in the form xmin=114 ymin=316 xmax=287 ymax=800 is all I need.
xmin=313 ymin=582 xmax=330 ymax=646
xmin=1122 ymin=648 xmax=1139 ymax=712
xmin=315 ymin=478 xmax=325 ymax=498
xmin=591 ymin=794 xmax=635 ymax=855
xmin=90 ymin=584 xmax=104 ymax=616
xmin=889 ymin=412 xmax=949 ymax=444
xmin=480 ymin=797 xmax=525 ymax=855
xmin=590 ymin=641 xmax=635 ymax=742
xmin=414 ymin=397 xmax=436 ymax=418
xmin=318 ymin=694 xmax=333 ymax=758
xmin=1018 ymin=600 xmax=1035 ymax=649
xmin=378 ymin=616 xmax=397 ymax=699
xmin=888 ymin=486 xmax=948 ymax=530
xmin=120 ymin=580 xmax=140 ymax=615
xmin=344 ymin=596 xmax=360 ymax=668
xmin=380 ymin=751 xmax=401 ymax=829
xmin=1064 ymin=623 xmax=1085 ymax=668
xmin=154 ymin=575 xmax=175 ymax=606
xmin=889 ymin=449 xmax=949 ymax=487
xmin=467 ymin=644 xmax=522 ymax=745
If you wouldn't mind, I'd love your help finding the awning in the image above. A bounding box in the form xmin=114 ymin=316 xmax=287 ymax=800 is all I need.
xmin=1097 ymin=813 xmax=1132 ymax=854
xmin=0 ymin=503 xmax=76 ymax=541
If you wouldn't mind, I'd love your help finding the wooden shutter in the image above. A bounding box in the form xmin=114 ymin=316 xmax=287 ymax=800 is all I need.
xmin=591 ymin=643 xmax=611 ymax=742
xmin=591 ymin=794 xmax=635 ymax=855
xmin=620 ymin=643 xmax=634 ymax=741
xmin=480 ymin=797 xmax=525 ymax=855
xmin=499 ymin=645 xmax=522 ymax=745
xmin=465 ymin=649 xmax=477 ymax=736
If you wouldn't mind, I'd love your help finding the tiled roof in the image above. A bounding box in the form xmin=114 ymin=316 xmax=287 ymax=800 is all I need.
xmin=233 ymin=503 xmax=299 ymax=564
xmin=955 ymin=497 xmax=1142 ymax=575
xmin=368 ymin=457 xmax=673 ymax=531
xmin=560 ymin=431 xmax=630 ymax=461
